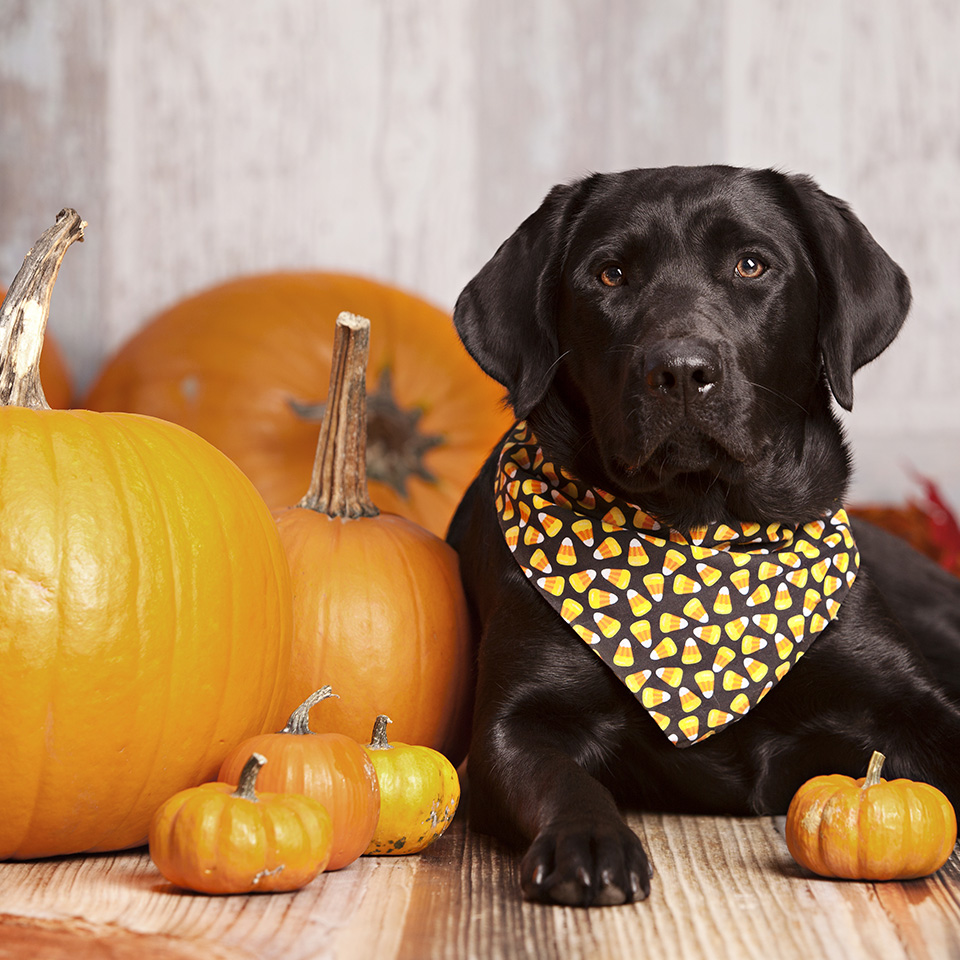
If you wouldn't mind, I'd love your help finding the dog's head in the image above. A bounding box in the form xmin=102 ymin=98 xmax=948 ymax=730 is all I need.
xmin=454 ymin=166 xmax=911 ymax=527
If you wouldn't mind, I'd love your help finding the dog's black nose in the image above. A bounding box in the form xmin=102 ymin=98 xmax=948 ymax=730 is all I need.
xmin=644 ymin=339 xmax=722 ymax=401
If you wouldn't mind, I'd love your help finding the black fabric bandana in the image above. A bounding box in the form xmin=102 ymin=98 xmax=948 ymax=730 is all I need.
xmin=494 ymin=421 xmax=860 ymax=747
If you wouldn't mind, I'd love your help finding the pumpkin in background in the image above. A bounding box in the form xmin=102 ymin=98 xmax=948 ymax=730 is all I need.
xmin=83 ymin=273 xmax=511 ymax=537
xmin=0 ymin=211 xmax=293 ymax=860
xmin=363 ymin=715 xmax=460 ymax=856
xmin=273 ymin=312 xmax=473 ymax=765
xmin=0 ymin=286 xmax=72 ymax=407
xmin=150 ymin=753 xmax=333 ymax=894
xmin=218 ymin=688 xmax=381 ymax=872
xmin=785 ymin=750 xmax=957 ymax=880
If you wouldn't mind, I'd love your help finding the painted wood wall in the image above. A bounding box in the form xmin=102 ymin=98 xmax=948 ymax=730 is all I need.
xmin=2 ymin=0 xmax=959 ymax=506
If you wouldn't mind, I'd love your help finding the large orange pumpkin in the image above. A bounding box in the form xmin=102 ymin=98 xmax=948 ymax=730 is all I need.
xmin=0 ymin=285 xmax=71 ymax=408
xmin=0 ymin=211 xmax=293 ymax=860
xmin=273 ymin=313 xmax=473 ymax=764
xmin=83 ymin=273 xmax=511 ymax=537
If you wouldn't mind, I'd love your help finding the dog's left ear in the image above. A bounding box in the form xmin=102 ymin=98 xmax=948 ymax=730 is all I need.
xmin=783 ymin=175 xmax=911 ymax=411
xmin=453 ymin=179 xmax=590 ymax=419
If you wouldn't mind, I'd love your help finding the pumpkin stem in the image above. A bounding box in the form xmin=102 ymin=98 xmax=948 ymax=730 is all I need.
xmin=232 ymin=752 xmax=267 ymax=802
xmin=0 ymin=208 xmax=85 ymax=411
xmin=369 ymin=715 xmax=394 ymax=750
xmin=281 ymin=686 xmax=337 ymax=736
xmin=863 ymin=750 xmax=886 ymax=789
xmin=298 ymin=312 xmax=380 ymax=518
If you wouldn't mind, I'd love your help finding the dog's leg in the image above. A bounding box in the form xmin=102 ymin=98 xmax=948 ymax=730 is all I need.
xmin=744 ymin=581 xmax=960 ymax=813
xmin=468 ymin=601 xmax=652 ymax=907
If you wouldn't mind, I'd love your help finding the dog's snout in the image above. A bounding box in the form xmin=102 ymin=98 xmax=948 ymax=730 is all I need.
xmin=643 ymin=340 xmax=722 ymax=401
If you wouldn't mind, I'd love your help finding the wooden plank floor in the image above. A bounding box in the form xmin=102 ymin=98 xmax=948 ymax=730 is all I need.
xmin=1 ymin=804 xmax=958 ymax=960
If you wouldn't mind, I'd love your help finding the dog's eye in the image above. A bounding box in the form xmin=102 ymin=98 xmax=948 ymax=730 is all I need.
xmin=735 ymin=256 xmax=766 ymax=279
xmin=599 ymin=265 xmax=626 ymax=287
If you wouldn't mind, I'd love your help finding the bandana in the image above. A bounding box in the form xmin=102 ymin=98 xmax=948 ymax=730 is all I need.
xmin=495 ymin=421 xmax=859 ymax=747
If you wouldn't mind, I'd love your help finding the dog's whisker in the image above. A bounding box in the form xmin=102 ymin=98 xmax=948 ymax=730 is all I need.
xmin=545 ymin=350 xmax=571 ymax=378
xmin=734 ymin=377 xmax=812 ymax=415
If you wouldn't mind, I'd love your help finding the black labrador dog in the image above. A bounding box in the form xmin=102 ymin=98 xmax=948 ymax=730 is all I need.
xmin=447 ymin=165 xmax=960 ymax=907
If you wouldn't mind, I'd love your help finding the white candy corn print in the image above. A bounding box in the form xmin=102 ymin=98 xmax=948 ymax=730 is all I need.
xmin=494 ymin=421 xmax=859 ymax=747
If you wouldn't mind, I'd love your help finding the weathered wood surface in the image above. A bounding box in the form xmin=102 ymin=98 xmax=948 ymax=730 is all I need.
xmin=1 ymin=809 xmax=958 ymax=960
xmin=2 ymin=0 xmax=960 ymax=507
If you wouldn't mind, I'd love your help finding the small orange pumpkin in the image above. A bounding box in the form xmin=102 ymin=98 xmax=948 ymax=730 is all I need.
xmin=149 ymin=753 xmax=333 ymax=894
xmin=362 ymin=716 xmax=460 ymax=856
xmin=218 ymin=688 xmax=380 ymax=872
xmin=785 ymin=750 xmax=958 ymax=880
xmin=83 ymin=273 xmax=511 ymax=536
xmin=273 ymin=312 xmax=473 ymax=764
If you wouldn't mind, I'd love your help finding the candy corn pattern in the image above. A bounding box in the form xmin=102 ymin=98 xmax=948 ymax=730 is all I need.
xmin=495 ymin=421 xmax=860 ymax=747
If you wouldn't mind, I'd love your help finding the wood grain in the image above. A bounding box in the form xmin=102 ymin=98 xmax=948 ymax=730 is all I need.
xmin=0 ymin=810 xmax=957 ymax=960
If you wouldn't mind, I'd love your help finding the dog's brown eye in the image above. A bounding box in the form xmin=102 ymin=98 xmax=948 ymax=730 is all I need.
xmin=599 ymin=265 xmax=626 ymax=287
xmin=735 ymin=256 xmax=766 ymax=279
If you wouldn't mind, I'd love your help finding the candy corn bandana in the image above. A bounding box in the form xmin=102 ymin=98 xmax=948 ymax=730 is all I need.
xmin=494 ymin=421 xmax=860 ymax=747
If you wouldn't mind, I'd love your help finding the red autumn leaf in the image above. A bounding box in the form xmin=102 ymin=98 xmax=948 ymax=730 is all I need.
xmin=850 ymin=475 xmax=960 ymax=578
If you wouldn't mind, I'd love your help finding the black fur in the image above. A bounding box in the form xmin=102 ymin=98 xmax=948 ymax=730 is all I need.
xmin=447 ymin=165 xmax=960 ymax=907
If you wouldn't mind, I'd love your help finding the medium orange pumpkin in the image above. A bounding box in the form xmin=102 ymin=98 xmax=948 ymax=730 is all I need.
xmin=150 ymin=753 xmax=333 ymax=894
xmin=0 ymin=211 xmax=293 ymax=860
xmin=0 ymin=285 xmax=71 ymax=407
xmin=273 ymin=312 xmax=473 ymax=764
xmin=83 ymin=272 xmax=511 ymax=537
xmin=218 ymin=688 xmax=381 ymax=872
xmin=785 ymin=750 xmax=957 ymax=880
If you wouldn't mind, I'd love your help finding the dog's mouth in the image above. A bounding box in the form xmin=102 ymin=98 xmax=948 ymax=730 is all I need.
xmin=606 ymin=423 xmax=755 ymax=493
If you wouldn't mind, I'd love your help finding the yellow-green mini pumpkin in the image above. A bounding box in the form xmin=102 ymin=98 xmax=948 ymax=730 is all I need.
xmin=362 ymin=715 xmax=460 ymax=855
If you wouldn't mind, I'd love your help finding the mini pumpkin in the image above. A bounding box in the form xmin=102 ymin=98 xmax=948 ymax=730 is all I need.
xmin=785 ymin=750 xmax=957 ymax=880
xmin=273 ymin=312 xmax=473 ymax=765
xmin=149 ymin=753 xmax=333 ymax=894
xmin=362 ymin=715 xmax=460 ymax=856
xmin=218 ymin=688 xmax=380 ymax=871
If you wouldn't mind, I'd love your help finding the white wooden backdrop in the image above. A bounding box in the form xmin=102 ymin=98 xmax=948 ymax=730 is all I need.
xmin=2 ymin=0 xmax=959 ymax=507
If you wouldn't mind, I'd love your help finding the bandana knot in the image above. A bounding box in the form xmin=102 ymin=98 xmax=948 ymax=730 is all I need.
xmin=494 ymin=421 xmax=859 ymax=747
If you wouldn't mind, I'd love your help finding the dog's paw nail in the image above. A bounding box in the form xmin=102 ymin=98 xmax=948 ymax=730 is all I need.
xmin=630 ymin=871 xmax=651 ymax=901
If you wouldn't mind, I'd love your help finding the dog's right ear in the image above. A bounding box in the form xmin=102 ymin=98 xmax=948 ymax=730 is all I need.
xmin=454 ymin=181 xmax=585 ymax=419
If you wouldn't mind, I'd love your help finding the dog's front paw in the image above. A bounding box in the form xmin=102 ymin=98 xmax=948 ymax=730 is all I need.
xmin=520 ymin=817 xmax=652 ymax=907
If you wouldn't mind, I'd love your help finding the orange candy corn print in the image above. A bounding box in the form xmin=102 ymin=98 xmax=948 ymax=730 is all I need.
xmin=495 ymin=422 xmax=860 ymax=747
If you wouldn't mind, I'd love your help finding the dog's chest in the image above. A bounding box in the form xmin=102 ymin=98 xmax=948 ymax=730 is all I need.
xmin=495 ymin=421 xmax=859 ymax=747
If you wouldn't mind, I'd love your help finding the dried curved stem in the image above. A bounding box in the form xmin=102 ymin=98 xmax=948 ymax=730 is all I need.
xmin=0 ymin=208 xmax=85 ymax=410
xmin=281 ymin=686 xmax=337 ymax=736
xmin=863 ymin=750 xmax=886 ymax=789
xmin=368 ymin=715 xmax=394 ymax=750
xmin=232 ymin=753 xmax=267 ymax=801
xmin=298 ymin=312 xmax=379 ymax=518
